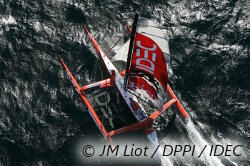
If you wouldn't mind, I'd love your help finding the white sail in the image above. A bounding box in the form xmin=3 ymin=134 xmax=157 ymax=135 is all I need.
xmin=137 ymin=18 xmax=170 ymax=55
xmin=112 ymin=17 xmax=170 ymax=65
xmin=112 ymin=39 xmax=130 ymax=62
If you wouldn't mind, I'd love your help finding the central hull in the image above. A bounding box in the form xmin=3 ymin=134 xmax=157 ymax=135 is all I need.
xmin=98 ymin=48 xmax=159 ymax=146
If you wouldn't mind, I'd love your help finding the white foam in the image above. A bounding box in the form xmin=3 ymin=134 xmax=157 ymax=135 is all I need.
xmin=186 ymin=120 xmax=223 ymax=166
xmin=33 ymin=21 xmax=41 ymax=31
xmin=1 ymin=15 xmax=16 ymax=25
xmin=158 ymin=146 xmax=173 ymax=166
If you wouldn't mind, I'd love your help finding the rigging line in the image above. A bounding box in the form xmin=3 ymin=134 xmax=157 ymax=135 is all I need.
xmin=108 ymin=30 xmax=128 ymax=52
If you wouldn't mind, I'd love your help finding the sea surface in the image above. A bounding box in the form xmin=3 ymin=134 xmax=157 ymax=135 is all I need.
xmin=0 ymin=0 xmax=249 ymax=165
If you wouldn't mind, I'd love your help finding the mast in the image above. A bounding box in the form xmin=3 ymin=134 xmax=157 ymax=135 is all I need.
xmin=124 ymin=13 xmax=139 ymax=89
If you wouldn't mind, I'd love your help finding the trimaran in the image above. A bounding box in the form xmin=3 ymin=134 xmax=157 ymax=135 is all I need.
xmin=57 ymin=14 xmax=189 ymax=158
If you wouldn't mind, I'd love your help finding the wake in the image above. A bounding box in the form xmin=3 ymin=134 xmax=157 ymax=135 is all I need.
xmin=160 ymin=118 xmax=224 ymax=166
xmin=185 ymin=120 xmax=223 ymax=166
xmin=158 ymin=146 xmax=174 ymax=166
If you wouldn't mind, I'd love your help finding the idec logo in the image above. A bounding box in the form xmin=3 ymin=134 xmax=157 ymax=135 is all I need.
xmin=130 ymin=33 xmax=168 ymax=90
xmin=135 ymin=40 xmax=157 ymax=75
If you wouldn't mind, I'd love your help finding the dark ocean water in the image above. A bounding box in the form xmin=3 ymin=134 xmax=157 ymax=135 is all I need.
xmin=0 ymin=0 xmax=249 ymax=165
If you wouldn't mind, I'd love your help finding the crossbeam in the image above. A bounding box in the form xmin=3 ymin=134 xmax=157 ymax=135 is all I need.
xmin=80 ymin=70 xmax=116 ymax=91
xmin=149 ymin=99 xmax=177 ymax=120
xmin=167 ymin=84 xmax=188 ymax=123
xmin=80 ymin=78 xmax=112 ymax=91
xmin=108 ymin=99 xmax=176 ymax=137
